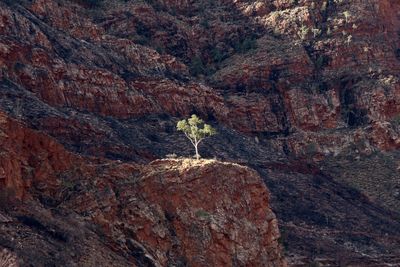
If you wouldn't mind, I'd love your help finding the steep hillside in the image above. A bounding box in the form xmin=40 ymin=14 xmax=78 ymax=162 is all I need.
xmin=1 ymin=0 xmax=400 ymax=265
xmin=0 ymin=111 xmax=286 ymax=266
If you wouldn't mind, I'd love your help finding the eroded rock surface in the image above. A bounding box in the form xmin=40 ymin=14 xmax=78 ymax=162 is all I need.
xmin=1 ymin=0 xmax=400 ymax=265
xmin=0 ymin=112 xmax=286 ymax=266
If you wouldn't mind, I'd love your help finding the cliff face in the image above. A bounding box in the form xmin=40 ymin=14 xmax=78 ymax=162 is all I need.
xmin=1 ymin=0 xmax=400 ymax=265
xmin=0 ymin=112 xmax=286 ymax=266
xmin=2 ymin=0 xmax=400 ymax=155
xmin=212 ymin=0 xmax=400 ymax=154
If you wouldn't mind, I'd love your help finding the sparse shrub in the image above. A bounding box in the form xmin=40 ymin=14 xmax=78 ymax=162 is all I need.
xmin=321 ymin=1 xmax=328 ymax=12
xmin=311 ymin=28 xmax=322 ymax=38
xmin=195 ymin=209 xmax=210 ymax=219
xmin=155 ymin=45 xmax=165 ymax=54
xmin=346 ymin=34 xmax=352 ymax=45
xmin=315 ymin=55 xmax=330 ymax=69
xmin=395 ymin=48 xmax=400 ymax=60
xmin=233 ymin=36 xmax=257 ymax=54
xmin=143 ymin=0 xmax=164 ymax=11
xmin=211 ymin=47 xmax=228 ymax=64
xmin=200 ymin=18 xmax=210 ymax=29
xmin=241 ymin=37 xmax=257 ymax=52
xmin=135 ymin=21 xmax=152 ymax=39
xmin=166 ymin=153 xmax=178 ymax=159
xmin=13 ymin=62 xmax=25 ymax=72
xmin=81 ymin=0 xmax=104 ymax=8
xmin=61 ymin=179 xmax=75 ymax=190
xmin=305 ymin=143 xmax=318 ymax=155
xmin=326 ymin=27 xmax=332 ymax=35
xmin=342 ymin=11 xmax=351 ymax=23
xmin=298 ymin=25 xmax=310 ymax=40
xmin=189 ymin=56 xmax=206 ymax=76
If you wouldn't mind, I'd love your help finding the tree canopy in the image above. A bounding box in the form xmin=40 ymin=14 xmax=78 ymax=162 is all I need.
xmin=177 ymin=114 xmax=216 ymax=159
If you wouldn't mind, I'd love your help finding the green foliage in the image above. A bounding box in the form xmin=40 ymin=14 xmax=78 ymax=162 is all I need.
xmin=298 ymin=25 xmax=310 ymax=40
xmin=234 ymin=36 xmax=257 ymax=54
xmin=177 ymin=114 xmax=216 ymax=141
xmin=190 ymin=48 xmax=228 ymax=77
xmin=62 ymin=179 xmax=75 ymax=189
xmin=315 ymin=54 xmax=329 ymax=69
xmin=211 ymin=48 xmax=227 ymax=64
xmin=195 ymin=209 xmax=210 ymax=219
xmin=305 ymin=143 xmax=318 ymax=155
xmin=200 ymin=18 xmax=210 ymax=29
xmin=391 ymin=115 xmax=400 ymax=126
xmin=342 ymin=11 xmax=351 ymax=23
xmin=177 ymin=114 xmax=216 ymax=159
xmin=155 ymin=45 xmax=165 ymax=54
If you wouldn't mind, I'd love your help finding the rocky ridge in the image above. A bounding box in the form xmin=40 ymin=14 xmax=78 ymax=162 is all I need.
xmin=0 ymin=111 xmax=286 ymax=266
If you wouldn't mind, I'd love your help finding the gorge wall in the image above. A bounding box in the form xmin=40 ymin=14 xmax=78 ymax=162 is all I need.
xmin=1 ymin=0 xmax=400 ymax=265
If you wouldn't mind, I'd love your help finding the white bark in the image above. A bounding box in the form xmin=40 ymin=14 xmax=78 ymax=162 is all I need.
xmin=183 ymin=132 xmax=203 ymax=160
xmin=194 ymin=143 xmax=199 ymax=160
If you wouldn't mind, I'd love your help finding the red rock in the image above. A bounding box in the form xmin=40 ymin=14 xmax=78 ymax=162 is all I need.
xmin=118 ymin=159 xmax=287 ymax=266
xmin=1 ymin=0 xmax=400 ymax=264
xmin=0 ymin=248 xmax=19 ymax=267
xmin=0 ymin=112 xmax=286 ymax=266
xmin=0 ymin=112 xmax=74 ymax=200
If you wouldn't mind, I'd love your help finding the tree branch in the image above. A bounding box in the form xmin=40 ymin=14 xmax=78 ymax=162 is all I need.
xmin=184 ymin=132 xmax=195 ymax=146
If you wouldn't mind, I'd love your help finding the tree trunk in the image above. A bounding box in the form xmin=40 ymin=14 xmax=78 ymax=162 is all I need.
xmin=194 ymin=143 xmax=200 ymax=160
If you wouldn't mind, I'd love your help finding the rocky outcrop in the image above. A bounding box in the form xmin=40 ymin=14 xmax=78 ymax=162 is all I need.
xmin=214 ymin=0 xmax=400 ymax=154
xmin=119 ymin=159 xmax=286 ymax=266
xmin=0 ymin=248 xmax=19 ymax=267
xmin=0 ymin=111 xmax=286 ymax=266
xmin=0 ymin=111 xmax=74 ymax=200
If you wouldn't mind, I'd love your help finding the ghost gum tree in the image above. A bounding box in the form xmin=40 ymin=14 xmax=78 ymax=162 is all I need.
xmin=177 ymin=114 xmax=217 ymax=160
